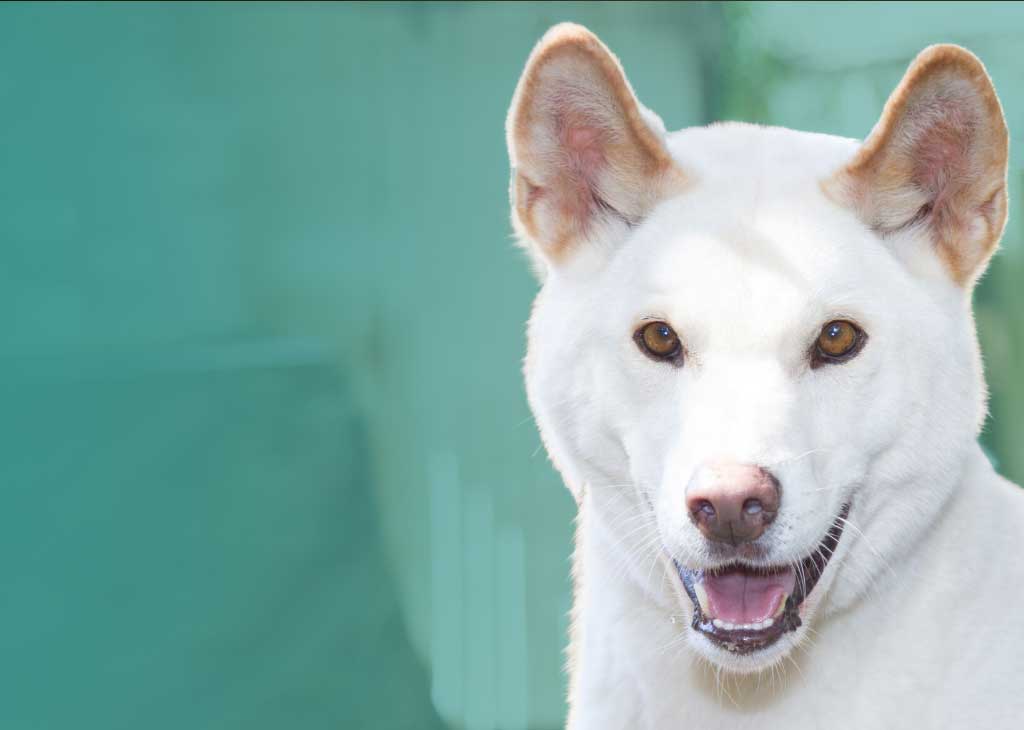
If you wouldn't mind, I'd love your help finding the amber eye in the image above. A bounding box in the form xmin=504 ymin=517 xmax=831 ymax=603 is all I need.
xmin=813 ymin=320 xmax=865 ymax=366
xmin=636 ymin=321 xmax=682 ymax=362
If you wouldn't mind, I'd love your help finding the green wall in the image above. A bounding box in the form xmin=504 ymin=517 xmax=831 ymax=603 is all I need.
xmin=1 ymin=3 xmax=1022 ymax=729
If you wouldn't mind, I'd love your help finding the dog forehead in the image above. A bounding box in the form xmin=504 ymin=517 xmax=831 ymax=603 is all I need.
xmin=617 ymin=203 xmax=867 ymax=331
xmin=668 ymin=122 xmax=860 ymax=185
xmin=608 ymin=125 xmax=879 ymax=331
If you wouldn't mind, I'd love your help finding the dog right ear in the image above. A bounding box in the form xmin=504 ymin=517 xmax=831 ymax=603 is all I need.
xmin=823 ymin=45 xmax=1009 ymax=289
xmin=505 ymin=24 xmax=687 ymax=269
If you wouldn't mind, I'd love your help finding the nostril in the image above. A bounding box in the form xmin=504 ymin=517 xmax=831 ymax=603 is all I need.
xmin=685 ymin=463 xmax=780 ymax=544
xmin=743 ymin=498 xmax=763 ymax=516
xmin=695 ymin=500 xmax=716 ymax=518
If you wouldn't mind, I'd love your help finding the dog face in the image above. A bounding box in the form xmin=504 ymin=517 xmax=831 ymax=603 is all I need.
xmin=507 ymin=25 xmax=1008 ymax=673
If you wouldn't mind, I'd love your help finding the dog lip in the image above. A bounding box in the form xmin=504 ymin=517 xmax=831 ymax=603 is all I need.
xmin=674 ymin=503 xmax=850 ymax=655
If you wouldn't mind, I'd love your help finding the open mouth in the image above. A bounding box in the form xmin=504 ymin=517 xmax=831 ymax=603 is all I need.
xmin=675 ymin=504 xmax=849 ymax=654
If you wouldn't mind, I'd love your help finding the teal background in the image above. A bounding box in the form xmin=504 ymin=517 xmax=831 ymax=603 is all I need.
xmin=2 ymin=3 xmax=1023 ymax=728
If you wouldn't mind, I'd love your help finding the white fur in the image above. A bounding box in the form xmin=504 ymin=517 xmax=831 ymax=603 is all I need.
xmin=512 ymin=41 xmax=1024 ymax=728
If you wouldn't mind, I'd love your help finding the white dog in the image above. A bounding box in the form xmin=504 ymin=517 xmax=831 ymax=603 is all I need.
xmin=506 ymin=23 xmax=1024 ymax=729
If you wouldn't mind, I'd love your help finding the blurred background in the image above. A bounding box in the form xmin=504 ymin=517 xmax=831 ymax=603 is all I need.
xmin=2 ymin=2 xmax=1024 ymax=728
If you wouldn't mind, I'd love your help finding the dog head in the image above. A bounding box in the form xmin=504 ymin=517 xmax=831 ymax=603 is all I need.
xmin=507 ymin=24 xmax=1008 ymax=673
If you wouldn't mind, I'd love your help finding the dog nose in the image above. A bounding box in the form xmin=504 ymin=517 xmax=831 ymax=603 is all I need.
xmin=685 ymin=463 xmax=780 ymax=545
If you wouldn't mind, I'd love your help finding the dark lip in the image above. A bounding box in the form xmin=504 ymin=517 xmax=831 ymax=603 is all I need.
xmin=674 ymin=503 xmax=850 ymax=655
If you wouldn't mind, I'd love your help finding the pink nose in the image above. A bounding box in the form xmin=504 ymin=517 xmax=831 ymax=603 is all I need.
xmin=685 ymin=463 xmax=780 ymax=545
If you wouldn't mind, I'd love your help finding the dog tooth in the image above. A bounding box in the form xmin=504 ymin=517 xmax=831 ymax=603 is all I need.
xmin=763 ymin=617 xmax=774 ymax=628
xmin=751 ymin=621 xmax=763 ymax=630
xmin=774 ymin=598 xmax=787 ymax=618
xmin=712 ymin=618 xmax=725 ymax=629
xmin=722 ymin=622 xmax=735 ymax=631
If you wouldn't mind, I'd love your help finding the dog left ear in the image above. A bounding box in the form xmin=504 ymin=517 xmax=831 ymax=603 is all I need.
xmin=823 ymin=45 xmax=1009 ymax=288
xmin=506 ymin=23 xmax=687 ymax=268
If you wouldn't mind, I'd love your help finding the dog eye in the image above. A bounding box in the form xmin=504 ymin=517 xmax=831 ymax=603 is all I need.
xmin=813 ymin=320 xmax=865 ymax=367
xmin=636 ymin=321 xmax=682 ymax=362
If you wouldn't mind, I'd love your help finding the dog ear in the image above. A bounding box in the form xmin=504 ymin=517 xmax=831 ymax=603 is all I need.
xmin=506 ymin=24 xmax=687 ymax=267
xmin=823 ymin=45 xmax=1009 ymax=288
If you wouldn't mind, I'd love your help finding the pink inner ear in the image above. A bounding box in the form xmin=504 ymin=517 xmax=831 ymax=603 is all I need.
xmin=549 ymin=111 xmax=613 ymax=226
xmin=908 ymin=97 xmax=975 ymax=202
xmin=562 ymin=124 xmax=606 ymax=179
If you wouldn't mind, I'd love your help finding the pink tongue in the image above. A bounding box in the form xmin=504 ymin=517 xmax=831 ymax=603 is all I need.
xmin=703 ymin=567 xmax=796 ymax=624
